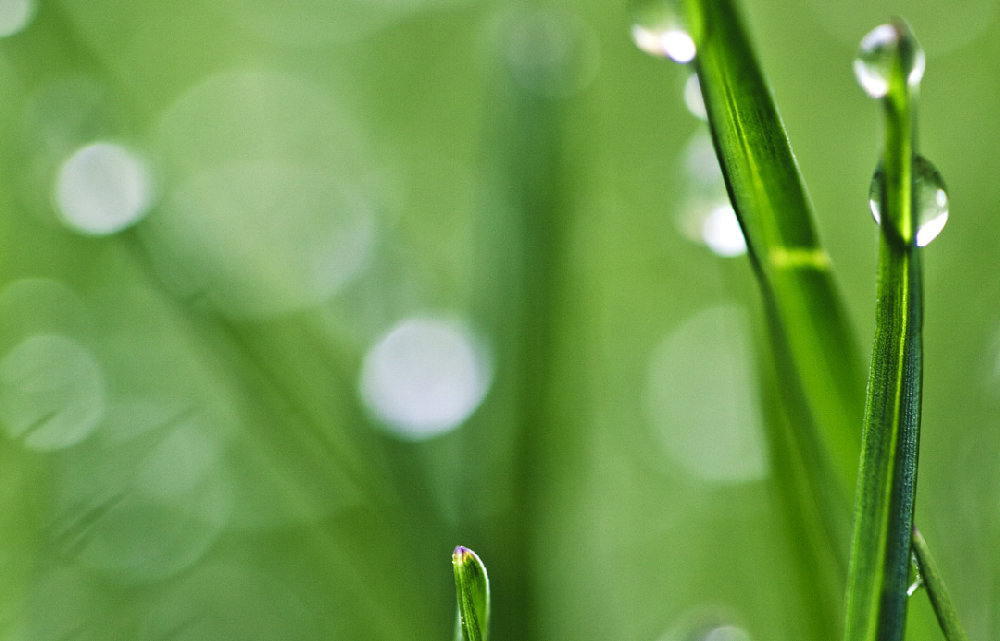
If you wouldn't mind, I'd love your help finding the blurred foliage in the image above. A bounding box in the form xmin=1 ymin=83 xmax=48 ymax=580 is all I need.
xmin=0 ymin=0 xmax=997 ymax=641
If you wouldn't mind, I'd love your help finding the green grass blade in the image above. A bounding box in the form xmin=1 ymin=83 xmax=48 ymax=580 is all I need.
xmin=911 ymin=528 xmax=970 ymax=641
xmin=688 ymin=0 xmax=867 ymax=498
xmin=843 ymin=19 xmax=924 ymax=641
xmin=453 ymin=546 xmax=491 ymax=641
xmin=684 ymin=0 xmax=865 ymax=633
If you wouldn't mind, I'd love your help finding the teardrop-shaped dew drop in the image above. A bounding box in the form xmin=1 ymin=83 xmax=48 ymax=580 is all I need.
xmin=914 ymin=155 xmax=948 ymax=246
xmin=867 ymin=155 xmax=948 ymax=246
xmin=854 ymin=21 xmax=925 ymax=99
xmin=630 ymin=0 xmax=696 ymax=63
xmin=868 ymin=161 xmax=884 ymax=225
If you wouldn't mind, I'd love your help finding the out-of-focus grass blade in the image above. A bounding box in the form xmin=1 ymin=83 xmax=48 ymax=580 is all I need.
xmin=843 ymin=19 xmax=924 ymax=641
xmin=685 ymin=0 xmax=865 ymax=633
xmin=912 ymin=528 xmax=970 ymax=641
xmin=453 ymin=546 xmax=491 ymax=641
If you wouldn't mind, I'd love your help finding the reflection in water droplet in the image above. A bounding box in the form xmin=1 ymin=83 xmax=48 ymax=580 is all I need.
xmin=705 ymin=625 xmax=753 ymax=641
xmin=503 ymin=8 xmax=601 ymax=98
xmin=702 ymin=206 xmax=747 ymax=257
xmin=647 ymin=305 xmax=768 ymax=483
xmin=55 ymin=142 xmax=153 ymax=235
xmin=868 ymin=155 xmax=948 ymax=246
xmin=684 ymin=73 xmax=707 ymax=121
xmin=854 ymin=22 xmax=925 ymax=99
xmin=630 ymin=0 xmax=695 ymax=62
xmin=0 ymin=0 xmax=35 ymax=37
xmin=360 ymin=318 xmax=492 ymax=440
xmin=0 ymin=333 xmax=105 ymax=451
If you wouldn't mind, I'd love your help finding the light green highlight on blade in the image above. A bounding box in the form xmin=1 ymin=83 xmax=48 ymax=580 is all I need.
xmin=453 ymin=546 xmax=490 ymax=641
xmin=769 ymin=247 xmax=832 ymax=270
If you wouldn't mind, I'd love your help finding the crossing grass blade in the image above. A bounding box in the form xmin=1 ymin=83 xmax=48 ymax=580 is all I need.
xmin=842 ymin=19 xmax=923 ymax=641
xmin=453 ymin=546 xmax=491 ymax=641
xmin=912 ymin=528 xmax=970 ymax=641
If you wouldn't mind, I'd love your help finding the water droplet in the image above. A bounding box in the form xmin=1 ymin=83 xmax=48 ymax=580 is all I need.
xmin=630 ymin=0 xmax=695 ymax=63
xmin=868 ymin=155 xmax=948 ymax=246
xmin=684 ymin=73 xmax=708 ymax=121
xmin=0 ymin=0 xmax=35 ymax=38
xmin=702 ymin=206 xmax=747 ymax=257
xmin=55 ymin=142 xmax=154 ymax=235
xmin=359 ymin=318 xmax=492 ymax=440
xmin=854 ymin=21 xmax=925 ymax=98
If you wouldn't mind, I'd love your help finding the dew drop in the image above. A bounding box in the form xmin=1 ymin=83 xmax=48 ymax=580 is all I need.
xmin=359 ymin=318 xmax=492 ymax=440
xmin=854 ymin=21 xmax=925 ymax=99
xmin=684 ymin=73 xmax=707 ymax=121
xmin=630 ymin=0 xmax=695 ymax=63
xmin=702 ymin=206 xmax=747 ymax=257
xmin=55 ymin=142 xmax=154 ymax=236
xmin=868 ymin=155 xmax=948 ymax=246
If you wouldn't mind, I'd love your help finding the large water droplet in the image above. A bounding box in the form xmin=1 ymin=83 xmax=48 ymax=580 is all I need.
xmin=854 ymin=21 xmax=925 ymax=99
xmin=868 ymin=155 xmax=948 ymax=247
xmin=630 ymin=0 xmax=696 ymax=63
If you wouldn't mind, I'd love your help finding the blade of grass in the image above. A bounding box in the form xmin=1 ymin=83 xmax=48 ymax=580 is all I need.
xmin=687 ymin=0 xmax=867 ymax=497
xmin=453 ymin=546 xmax=491 ymax=641
xmin=843 ymin=19 xmax=923 ymax=641
xmin=682 ymin=0 xmax=865 ymax=633
xmin=912 ymin=527 xmax=970 ymax=641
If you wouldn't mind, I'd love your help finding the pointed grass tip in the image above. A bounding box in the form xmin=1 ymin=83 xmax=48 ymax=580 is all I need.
xmin=453 ymin=546 xmax=490 ymax=641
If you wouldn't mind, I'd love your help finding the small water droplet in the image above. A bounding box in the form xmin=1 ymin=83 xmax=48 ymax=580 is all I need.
xmin=702 ymin=206 xmax=747 ymax=257
xmin=685 ymin=73 xmax=708 ymax=120
xmin=868 ymin=155 xmax=948 ymax=246
xmin=630 ymin=0 xmax=696 ymax=63
xmin=854 ymin=20 xmax=925 ymax=99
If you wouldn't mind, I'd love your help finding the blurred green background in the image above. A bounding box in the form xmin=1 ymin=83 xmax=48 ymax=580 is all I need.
xmin=0 ymin=0 xmax=996 ymax=639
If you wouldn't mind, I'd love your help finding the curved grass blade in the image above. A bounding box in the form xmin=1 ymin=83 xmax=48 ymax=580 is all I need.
xmin=453 ymin=546 xmax=491 ymax=641
xmin=911 ymin=528 xmax=970 ymax=641
xmin=843 ymin=19 xmax=924 ymax=641
xmin=687 ymin=0 xmax=867 ymax=497
xmin=682 ymin=0 xmax=865 ymax=633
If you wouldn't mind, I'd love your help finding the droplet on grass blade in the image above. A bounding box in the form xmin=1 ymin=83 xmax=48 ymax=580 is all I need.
xmin=630 ymin=0 xmax=696 ymax=63
xmin=868 ymin=155 xmax=948 ymax=246
xmin=854 ymin=20 xmax=925 ymax=99
xmin=684 ymin=73 xmax=707 ymax=121
xmin=702 ymin=205 xmax=747 ymax=257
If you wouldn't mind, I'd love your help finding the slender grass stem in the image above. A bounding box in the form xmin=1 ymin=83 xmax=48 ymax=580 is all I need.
xmin=912 ymin=528 xmax=971 ymax=641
